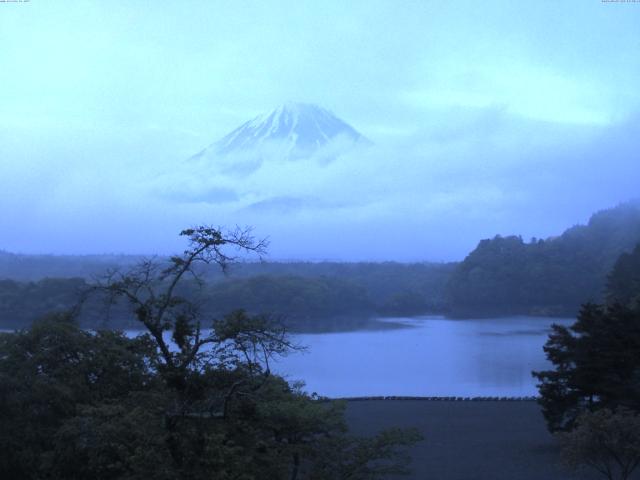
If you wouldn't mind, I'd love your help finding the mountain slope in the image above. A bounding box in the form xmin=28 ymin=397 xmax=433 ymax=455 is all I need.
xmin=192 ymin=102 xmax=370 ymax=162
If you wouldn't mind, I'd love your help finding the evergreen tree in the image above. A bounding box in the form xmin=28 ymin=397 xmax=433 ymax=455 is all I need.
xmin=533 ymin=303 xmax=640 ymax=432
xmin=607 ymin=243 xmax=640 ymax=310
xmin=0 ymin=227 xmax=422 ymax=479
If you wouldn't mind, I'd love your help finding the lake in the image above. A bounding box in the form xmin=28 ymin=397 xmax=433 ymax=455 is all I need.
xmin=119 ymin=315 xmax=574 ymax=398
xmin=272 ymin=315 xmax=574 ymax=398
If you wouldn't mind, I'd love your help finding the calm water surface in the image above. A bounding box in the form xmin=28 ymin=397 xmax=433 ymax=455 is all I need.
xmin=273 ymin=316 xmax=573 ymax=398
xmin=118 ymin=315 xmax=573 ymax=398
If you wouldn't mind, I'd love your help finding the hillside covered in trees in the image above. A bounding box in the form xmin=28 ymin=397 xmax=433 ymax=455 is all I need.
xmin=1 ymin=201 xmax=639 ymax=329
xmin=445 ymin=201 xmax=640 ymax=317
xmin=0 ymin=263 xmax=454 ymax=332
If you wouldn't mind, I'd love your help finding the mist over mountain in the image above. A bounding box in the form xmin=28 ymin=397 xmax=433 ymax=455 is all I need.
xmin=1 ymin=2 xmax=639 ymax=262
xmin=3 ymin=4 xmax=640 ymax=479
xmin=191 ymin=102 xmax=370 ymax=165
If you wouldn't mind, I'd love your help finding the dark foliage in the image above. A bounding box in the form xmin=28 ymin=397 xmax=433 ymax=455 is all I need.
xmin=606 ymin=243 xmax=640 ymax=310
xmin=0 ymin=313 xmax=161 ymax=479
xmin=0 ymin=226 xmax=421 ymax=479
xmin=0 ymin=264 xmax=454 ymax=332
xmin=446 ymin=202 xmax=640 ymax=317
xmin=558 ymin=408 xmax=640 ymax=480
xmin=533 ymin=234 xmax=640 ymax=433
xmin=533 ymin=302 xmax=640 ymax=432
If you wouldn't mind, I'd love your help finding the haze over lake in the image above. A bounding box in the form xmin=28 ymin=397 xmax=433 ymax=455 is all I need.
xmin=273 ymin=316 xmax=574 ymax=398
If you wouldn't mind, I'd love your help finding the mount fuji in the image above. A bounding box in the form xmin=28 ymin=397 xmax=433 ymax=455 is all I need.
xmin=191 ymin=103 xmax=371 ymax=164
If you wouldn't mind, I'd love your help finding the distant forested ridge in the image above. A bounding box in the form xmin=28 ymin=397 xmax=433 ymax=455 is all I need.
xmin=0 ymin=252 xmax=142 ymax=281
xmin=1 ymin=201 xmax=639 ymax=329
xmin=445 ymin=201 xmax=640 ymax=317
xmin=0 ymin=262 xmax=455 ymax=332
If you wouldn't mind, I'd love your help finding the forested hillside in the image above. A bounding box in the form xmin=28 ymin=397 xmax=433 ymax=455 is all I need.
xmin=606 ymin=242 xmax=640 ymax=309
xmin=0 ymin=252 xmax=141 ymax=281
xmin=0 ymin=263 xmax=455 ymax=332
xmin=2 ymin=202 xmax=639 ymax=328
xmin=445 ymin=201 xmax=640 ymax=317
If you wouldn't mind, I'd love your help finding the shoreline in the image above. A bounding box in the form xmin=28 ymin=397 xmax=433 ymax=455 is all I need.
xmin=333 ymin=395 xmax=540 ymax=401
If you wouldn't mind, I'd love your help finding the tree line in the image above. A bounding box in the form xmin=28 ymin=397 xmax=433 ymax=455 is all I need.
xmin=0 ymin=227 xmax=421 ymax=479
xmin=0 ymin=266 xmax=454 ymax=332
xmin=1 ymin=201 xmax=639 ymax=331
xmin=445 ymin=201 xmax=640 ymax=317
xmin=534 ymin=242 xmax=640 ymax=479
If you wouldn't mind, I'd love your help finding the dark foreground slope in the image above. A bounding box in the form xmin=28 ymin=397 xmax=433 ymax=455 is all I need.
xmin=346 ymin=400 xmax=603 ymax=480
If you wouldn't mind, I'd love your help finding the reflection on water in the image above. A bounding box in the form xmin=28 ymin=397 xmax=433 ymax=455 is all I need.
xmin=273 ymin=316 xmax=574 ymax=398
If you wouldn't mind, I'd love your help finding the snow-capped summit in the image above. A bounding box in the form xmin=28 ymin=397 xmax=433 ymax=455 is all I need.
xmin=192 ymin=103 xmax=370 ymax=162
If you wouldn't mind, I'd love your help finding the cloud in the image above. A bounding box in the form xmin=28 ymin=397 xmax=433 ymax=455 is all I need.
xmin=160 ymin=186 xmax=240 ymax=204
xmin=403 ymin=62 xmax=616 ymax=126
xmin=1 ymin=1 xmax=639 ymax=259
xmin=243 ymin=196 xmax=319 ymax=213
xmin=242 ymin=195 xmax=355 ymax=214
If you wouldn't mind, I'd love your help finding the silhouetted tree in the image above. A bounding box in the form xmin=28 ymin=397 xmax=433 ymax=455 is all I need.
xmin=0 ymin=226 xmax=422 ymax=479
xmin=559 ymin=408 xmax=640 ymax=480
xmin=607 ymin=243 xmax=640 ymax=310
xmin=533 ymin=303 xmax=640 ymax=432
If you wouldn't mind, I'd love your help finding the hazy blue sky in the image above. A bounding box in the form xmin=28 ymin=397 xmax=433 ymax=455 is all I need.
xmin=1 ymin=1 xmax=639 ymax=261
